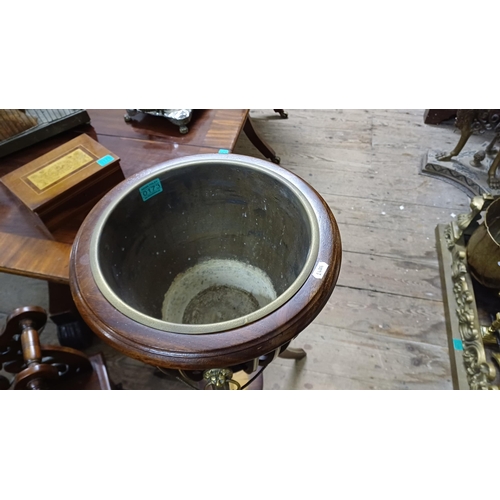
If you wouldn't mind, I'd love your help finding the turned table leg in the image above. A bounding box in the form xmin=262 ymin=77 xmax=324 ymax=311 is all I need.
xmin=243 ymin=116 xmax=281 ymax=164
xmin=273 ymin=109 xmax=288 ymax=119
xmin=279 ymin=347 xmax=307 ymax=360
xmin=48 ymin=282 xmax=94 ymax=349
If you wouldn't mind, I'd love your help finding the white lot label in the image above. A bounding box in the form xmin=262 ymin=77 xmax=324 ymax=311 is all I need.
xmin=312 ymin=262 xmax=329 ymax=279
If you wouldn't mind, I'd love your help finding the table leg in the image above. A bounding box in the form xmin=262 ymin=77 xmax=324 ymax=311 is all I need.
xmin=279 ymin=347 xmax=307 ymax=360
xmin=48 ymin=282 xmax=94 ymax=349
xmin=273 ymin=109 xmax=288 ymax=119
xmin=243 ymin=116 xmax=281 ymax=164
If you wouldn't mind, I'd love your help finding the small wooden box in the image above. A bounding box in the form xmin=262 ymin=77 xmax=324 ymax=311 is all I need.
xmin=0 ymin=134 xmax=124 ymax=231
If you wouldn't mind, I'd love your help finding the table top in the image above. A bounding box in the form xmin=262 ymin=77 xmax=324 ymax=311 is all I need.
xmin=0 ymin=109 xmax=249 ymax=283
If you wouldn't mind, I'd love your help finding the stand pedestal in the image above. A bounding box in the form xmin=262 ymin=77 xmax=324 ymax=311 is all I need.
xmin=422 ymin=148 xmax=500 ymax=198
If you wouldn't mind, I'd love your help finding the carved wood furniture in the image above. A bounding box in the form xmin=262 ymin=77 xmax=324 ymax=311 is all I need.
xmin=1 ymin=133 xmax=124 ymax=232
xmin=69 ymin=153 xmax=341 ymax=388
xmin=0 ymin=110 xmax=282 ymax=347
xmin=0 ymin=110 xmax=282 ymax=276
xmin=0 ymin=306 xmax=112 ymax=389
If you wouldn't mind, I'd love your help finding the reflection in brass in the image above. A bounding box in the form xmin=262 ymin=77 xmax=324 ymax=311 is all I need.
xmin=441 ymin=195 xmax=499 ymax=389
xmin=485 ymin=132 xmax=500 ymax=156
xmin=488 ymin=151 xmax=500 ymax=190
xmin=492 ymin=353 xmax=500 ymax=371
xmin=467 ymin=196 xmax=500 ymax=289
xmin=203 ymin=368 xmax=240 ymax=390
xmin=481 ymin=313 xmax=500 ymax=345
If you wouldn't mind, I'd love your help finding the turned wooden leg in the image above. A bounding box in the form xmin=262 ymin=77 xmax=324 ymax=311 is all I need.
xmin=48 ymin=282 xmax=94 ymax=349
xmin=279 ymin=347 xmax=307 ymax=360
xmin=273 ymin=109 xmax=288 ymax=119
xmin=243 ymin=116 xmax=281 ymax=164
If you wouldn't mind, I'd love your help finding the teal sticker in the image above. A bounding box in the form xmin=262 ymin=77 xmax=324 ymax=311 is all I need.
xmin=140 ymin=178 xmax=163 ymax=201
xmin=218 ymin=149 xmax=229 ymax=154
xmin=97 ymin=155 xmax=114 ymax=167
xmin=453 ymin=338 xmax=463 ymax=351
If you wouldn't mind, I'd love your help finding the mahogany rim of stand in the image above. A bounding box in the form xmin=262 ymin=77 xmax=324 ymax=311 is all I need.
xmin=70 ymin=153 xmax=342 ymax=370
xmin=88 ymin=155 xmax=321 ymax=334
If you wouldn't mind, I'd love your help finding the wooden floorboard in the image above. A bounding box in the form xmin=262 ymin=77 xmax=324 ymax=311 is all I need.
xmin=1 ymin=109 xmax=477 ymax=389
xmin=316 ymin=286 xmax=448 ymax=348
xmin=232 ymin=109 xmax=473 ymax=389
xmin=266 ymin=323 xmax=451 ymax=390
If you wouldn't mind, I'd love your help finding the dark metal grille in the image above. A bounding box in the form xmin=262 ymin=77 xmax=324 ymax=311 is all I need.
xmin=0 ymin=109 xmax=90 ymax=158
xmin=0 ymin=109 xmax=82 ymax=141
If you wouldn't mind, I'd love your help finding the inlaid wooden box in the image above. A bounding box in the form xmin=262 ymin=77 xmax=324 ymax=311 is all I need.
xmin=0 ymin=134 xmax=124 ymax=232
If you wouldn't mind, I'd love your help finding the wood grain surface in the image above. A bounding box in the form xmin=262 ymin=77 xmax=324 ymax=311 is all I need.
xmin=0 ymin=231 xmax=71 ymax=283
xmin=230 ymin=109 xmax=476 ymax=389
xmin=0 ymin=109 xmax=249 ymax=276
xmin=0 ymin=109 xmax=483 ymax=389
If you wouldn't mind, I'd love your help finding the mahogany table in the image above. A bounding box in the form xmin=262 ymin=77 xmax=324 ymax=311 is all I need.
xmin=0 ymin=109 xmax=281 ymax=345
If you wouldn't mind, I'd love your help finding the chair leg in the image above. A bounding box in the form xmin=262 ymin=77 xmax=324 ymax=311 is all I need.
xmin=243 ymin=116 xmax=280 ymax=164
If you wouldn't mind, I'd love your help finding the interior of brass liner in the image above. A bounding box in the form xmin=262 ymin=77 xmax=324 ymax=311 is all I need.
xmin=467 ymin=197 xmax=500 ymax=289
xmin=89 ymin=156 xmax=319 ymax=334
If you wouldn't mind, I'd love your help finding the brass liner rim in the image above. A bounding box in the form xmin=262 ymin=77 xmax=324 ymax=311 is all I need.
xmin=485 ymin=197 xmax=500 ymax=248
xmin=89 ymin=155 xmax=320 ymax=334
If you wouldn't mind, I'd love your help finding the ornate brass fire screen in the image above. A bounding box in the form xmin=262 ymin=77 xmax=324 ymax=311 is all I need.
xmin=436 ymin=194 xmax=500 ymax=389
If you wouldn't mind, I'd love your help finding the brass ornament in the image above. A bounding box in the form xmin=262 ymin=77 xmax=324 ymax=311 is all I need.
xmin=481 ymin=312 xmax=500 ymax=346
xmin=423 ymin=110 xmax=500 ymax=196
xmin=440 ymin=194 xmax=499 ymax=389
xmin=203 ymin=368 xmax=240 ymax=390
xmin=436 ymin=111 xmax=500 ymax=189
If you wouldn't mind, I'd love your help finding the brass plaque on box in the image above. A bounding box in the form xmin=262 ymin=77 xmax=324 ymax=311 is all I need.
xmin=0 ymin=134 xmax=124 ymax=231
xmin=26 ymin=147 xmax=95 ymax=192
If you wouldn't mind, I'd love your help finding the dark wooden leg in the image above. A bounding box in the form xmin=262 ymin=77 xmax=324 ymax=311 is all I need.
xmin=424 ymin=109 xmax=457 ymax=124
xmin=48 ymin=282 xmax=94 ymax=349
xmin=273 ymin=109 xmax=288 ymax=119
xmin=279 ymin=347 xmax=307 ymax=360
xmin=243 ymin=116 xmax=281 ymax=164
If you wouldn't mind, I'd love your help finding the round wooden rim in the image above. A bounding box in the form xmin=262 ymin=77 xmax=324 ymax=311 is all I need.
xmin=70 ymin=154 xmax=342 ymax=369
xmin=88 ymin=155 xmax=320 ymax=334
